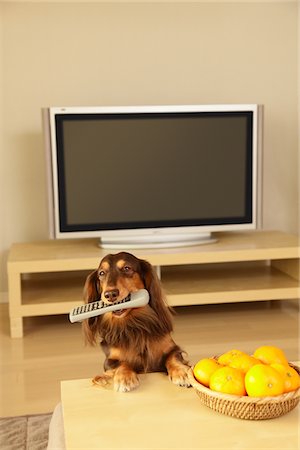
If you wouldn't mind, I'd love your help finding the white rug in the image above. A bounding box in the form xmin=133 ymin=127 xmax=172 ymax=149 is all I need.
xmin=0 ymin=413 xmax=51 ymax=450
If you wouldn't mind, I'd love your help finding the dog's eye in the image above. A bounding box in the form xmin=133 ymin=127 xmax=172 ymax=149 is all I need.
xmin=122 ymin=266 xmax=132 ymax=273
xmin=98 ymin=270 xmax=106 ymax=277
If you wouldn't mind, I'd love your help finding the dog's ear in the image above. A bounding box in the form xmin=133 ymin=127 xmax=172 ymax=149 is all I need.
xmin=140 ymin=259 xmax=173 ymax=333
xmin=83 ymin=269 xmax=101 ymax=303
xmin=82 ymin=269 xmax=101 ymax=345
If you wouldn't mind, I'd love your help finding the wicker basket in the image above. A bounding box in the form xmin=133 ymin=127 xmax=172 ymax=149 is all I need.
xmin=188 ymin=363 xmax=300 ymax=420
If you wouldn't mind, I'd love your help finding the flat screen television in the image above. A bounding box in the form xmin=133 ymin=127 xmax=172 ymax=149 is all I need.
xmin=42 ymin=104 xmax=262 ymax=248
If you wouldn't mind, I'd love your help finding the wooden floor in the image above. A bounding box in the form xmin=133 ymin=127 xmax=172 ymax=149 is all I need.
xmin=0 ymin=299 xmax=299 ymax=418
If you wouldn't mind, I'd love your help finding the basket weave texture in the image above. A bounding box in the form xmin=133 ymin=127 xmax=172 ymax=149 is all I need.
xmin=188 ymin=363 xmax=300 ymax=420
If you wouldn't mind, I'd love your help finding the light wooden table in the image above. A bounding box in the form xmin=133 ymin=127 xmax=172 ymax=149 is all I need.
xmin=61 ymin=372 xmax=299 ymax=450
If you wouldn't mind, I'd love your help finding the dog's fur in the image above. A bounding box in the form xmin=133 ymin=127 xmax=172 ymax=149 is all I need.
xmin=82 ymin=252 xmax=191 ymax=392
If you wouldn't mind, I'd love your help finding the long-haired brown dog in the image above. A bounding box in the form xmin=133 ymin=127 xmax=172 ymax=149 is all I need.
xmin=83 ymin=252 xmax=191 ymax=392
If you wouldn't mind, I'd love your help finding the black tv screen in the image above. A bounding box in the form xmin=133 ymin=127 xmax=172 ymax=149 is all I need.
xmin=44 ymin=105 xmax=260 ymax=248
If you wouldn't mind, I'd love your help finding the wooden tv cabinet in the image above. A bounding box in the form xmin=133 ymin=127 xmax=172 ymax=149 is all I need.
xmin=7 ymin=230 xmax=300 ymax=338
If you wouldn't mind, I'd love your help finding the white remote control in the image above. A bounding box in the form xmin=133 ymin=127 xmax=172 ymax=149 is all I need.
xmin=69 ymin=289 xmax=149 ymax=323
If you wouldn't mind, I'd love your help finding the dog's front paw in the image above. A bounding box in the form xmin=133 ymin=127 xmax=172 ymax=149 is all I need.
xmin=114 ymin=366 xmax=140 ymax=392
xmin=168 ymin=365 xmax=191 ymax=388
xmin=92 ymin=370 xmax=114 ymax=387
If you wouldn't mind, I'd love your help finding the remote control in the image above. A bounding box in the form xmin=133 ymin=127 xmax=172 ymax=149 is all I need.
xmin=69 ymin=289 xmax=149 ymax=323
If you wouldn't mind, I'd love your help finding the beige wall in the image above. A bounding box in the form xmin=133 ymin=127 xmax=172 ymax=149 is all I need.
xmin=0 ymin=1 xmax=299 ymax=293
xmin=1 ymin=4 xmax=6 ymax=297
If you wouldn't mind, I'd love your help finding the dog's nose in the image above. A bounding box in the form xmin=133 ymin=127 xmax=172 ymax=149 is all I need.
xmin=104 ymin=289 xmax=119 ymax=302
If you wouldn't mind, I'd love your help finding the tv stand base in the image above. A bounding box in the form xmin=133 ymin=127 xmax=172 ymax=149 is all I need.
xmin=99 ymin=231 xmax=217 ymax=249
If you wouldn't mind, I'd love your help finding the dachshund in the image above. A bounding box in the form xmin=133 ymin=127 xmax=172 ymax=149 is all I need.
xmin=82 ymin=252 xmax=191 ymax=392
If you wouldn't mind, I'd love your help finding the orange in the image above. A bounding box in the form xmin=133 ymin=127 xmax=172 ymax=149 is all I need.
xmin=253 ymin=345 xmax=288 ymax=365
xmin=209 ymin=366 xmax=246 ymax=396
xmin=270 ymin=363 xmax=300 ymax=393
xmin=229 ymin=354 xmax=261 ymax=374
xmin=218 ymin=349 xmax=246 ymax=366
xmin=193 ymin=358 xmax=222 ymax=387
xmin=245 ymin=364 xmax=284 ymax=397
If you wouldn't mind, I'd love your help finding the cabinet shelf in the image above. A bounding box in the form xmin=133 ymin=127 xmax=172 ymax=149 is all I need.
xmin=163 ymin=263 xmax=299 ymax=305
xmin=7 ymin=231 xmax=300 ymax=337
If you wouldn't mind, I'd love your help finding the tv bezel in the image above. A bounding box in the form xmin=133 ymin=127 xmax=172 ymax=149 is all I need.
xmin=43 ymin=104 xmax=262 ymax=248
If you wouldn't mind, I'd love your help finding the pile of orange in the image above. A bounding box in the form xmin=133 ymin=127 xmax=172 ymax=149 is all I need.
xmin=193 ymin=345 xmax=300 ymax=397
